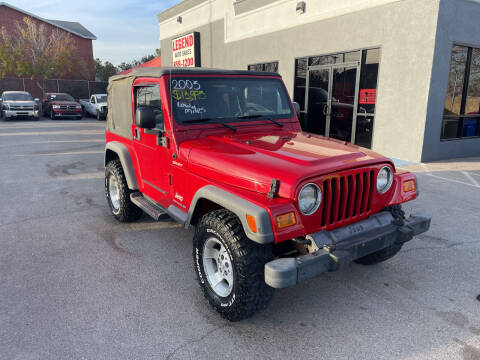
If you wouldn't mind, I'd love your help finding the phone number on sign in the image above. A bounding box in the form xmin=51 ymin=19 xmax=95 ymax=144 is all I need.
xmin=174 ymin=58 xmax=194 ymax=67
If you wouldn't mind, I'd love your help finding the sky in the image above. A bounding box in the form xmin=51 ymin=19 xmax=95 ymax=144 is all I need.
xmin=5 ymin=0 xmax=182 ymax=65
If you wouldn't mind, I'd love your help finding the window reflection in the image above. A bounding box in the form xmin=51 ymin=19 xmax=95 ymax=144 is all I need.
xmin=247 ymin=61 xmax=279 ymax=72
xmin=444 ymin=45 xmax=468 ymax=117
xmin=465 ymin=48 xmax=480 ymax=115
xmin=294 ymin=58 xmax=307 ymax=125
xmin=442 ymin=45 xmax=480 ymax=139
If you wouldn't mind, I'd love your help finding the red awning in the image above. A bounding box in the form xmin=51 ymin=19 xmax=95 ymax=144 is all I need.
xmin=117 ymin=56 xmax=162 ymax=75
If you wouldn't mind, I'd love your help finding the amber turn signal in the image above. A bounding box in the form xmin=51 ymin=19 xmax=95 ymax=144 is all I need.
xmin=246 ymin=214 xmax=258 ymax=233
xmin=402 ymin=179 xmax=416 ymax=193
xmin=276 ymin=212 xmax=296 ymax=229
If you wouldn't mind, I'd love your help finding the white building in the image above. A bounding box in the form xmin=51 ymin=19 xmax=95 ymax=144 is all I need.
xmin=158 ymin=0 xmax=480 ymax=162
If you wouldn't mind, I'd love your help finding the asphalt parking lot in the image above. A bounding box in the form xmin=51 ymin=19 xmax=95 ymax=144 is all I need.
xmin=0 ymin=118 xmax=479 ymax=360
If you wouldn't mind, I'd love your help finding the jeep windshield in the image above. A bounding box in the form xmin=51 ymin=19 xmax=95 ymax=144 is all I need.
xmin=3 ymin=93 xmax=33 ymax=101
xmin=169 ymin=77 xmax=293 ymax=125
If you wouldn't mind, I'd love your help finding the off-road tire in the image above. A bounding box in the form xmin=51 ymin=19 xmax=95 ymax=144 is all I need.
xmin=193 ymin=209 xmax=274 ymax=321
xmin=105 ymin=159 xmax=142 ymax=222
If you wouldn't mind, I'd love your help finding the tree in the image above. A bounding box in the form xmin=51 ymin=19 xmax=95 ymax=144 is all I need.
xmin=116 ymin=48 xmax=161 ymax=72
xmin=94 ymin=58 xmax=117 ymax=82
xmin=0 ymin=17 xmax=87 ymax=88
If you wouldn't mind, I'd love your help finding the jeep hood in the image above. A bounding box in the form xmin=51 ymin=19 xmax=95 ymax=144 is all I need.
xmin=185 ymin=131 xmax=392 ymax=198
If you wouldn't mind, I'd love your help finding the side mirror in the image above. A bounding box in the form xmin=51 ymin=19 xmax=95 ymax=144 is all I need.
xmin=34 ymin=98 xmax=39 ymax=102
xmin=292 ymin=102 xmax=301 ymax=119
xmin=135 ymin=106 xmax=156 ymax=129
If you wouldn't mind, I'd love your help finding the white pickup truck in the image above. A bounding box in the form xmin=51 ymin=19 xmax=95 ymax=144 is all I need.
xmin=79 ymin=94 xmax=107 ymax=120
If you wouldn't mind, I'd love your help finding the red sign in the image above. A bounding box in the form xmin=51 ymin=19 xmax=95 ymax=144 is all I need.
xmin=359 ymin=89 xmax=376 ymax=104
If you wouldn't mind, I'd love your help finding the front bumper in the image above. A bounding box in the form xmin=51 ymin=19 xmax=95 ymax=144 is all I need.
xmin=5 ymin=110 xmax=39 ymax=118
xmin=52 ymin=109 xmax=82 ymax=117
xmin=265 ymin=211 xmax=431 ymax=288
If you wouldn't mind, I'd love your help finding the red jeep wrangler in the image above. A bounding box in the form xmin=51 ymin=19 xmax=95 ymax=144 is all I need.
xmin=104 ymin=68 xmax=431 ymax=321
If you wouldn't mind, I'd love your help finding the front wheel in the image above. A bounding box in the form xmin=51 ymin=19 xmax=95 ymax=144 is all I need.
xmin=105 ymin=159 xmax=143 ymax=222
xmin=193 ymin=209 xmax=274 ymax=321
xmin=49 ymin=109 xmax=55 ymax=120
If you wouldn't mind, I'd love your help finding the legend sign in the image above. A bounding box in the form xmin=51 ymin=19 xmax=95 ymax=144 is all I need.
xmin=172 ymin=32 xmax=201 ymax=67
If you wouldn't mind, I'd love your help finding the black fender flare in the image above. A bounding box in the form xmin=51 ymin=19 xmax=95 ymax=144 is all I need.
xmin=187 ymin=185 xmax=274 ymax=244
xmin=104 ymin=141 xmax=138 ymax=190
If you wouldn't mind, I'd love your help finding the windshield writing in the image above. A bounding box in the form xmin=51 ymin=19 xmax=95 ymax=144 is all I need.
xmin=169 ymin=77 xmax=292 ymax=124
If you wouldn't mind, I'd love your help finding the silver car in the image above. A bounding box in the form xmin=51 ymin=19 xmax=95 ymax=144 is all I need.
xmin=0 ymin=91 xmax=40 ymax=120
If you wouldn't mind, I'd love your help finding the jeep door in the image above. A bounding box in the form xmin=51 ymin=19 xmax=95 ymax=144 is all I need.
xmin=132 ymin=83 xmax=171 ymax=202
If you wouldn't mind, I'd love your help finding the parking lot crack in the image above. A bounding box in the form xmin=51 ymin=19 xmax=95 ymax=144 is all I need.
xmin=165 ymin=325 xmax=227 ymax=360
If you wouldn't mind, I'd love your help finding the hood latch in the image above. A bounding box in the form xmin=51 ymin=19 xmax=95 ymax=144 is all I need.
xmin=267 ymin=179 xmax=280 ymax=199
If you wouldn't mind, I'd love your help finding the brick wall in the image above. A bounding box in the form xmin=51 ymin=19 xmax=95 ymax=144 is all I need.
xmin=0 ymin=5 xmax=95 ymax=81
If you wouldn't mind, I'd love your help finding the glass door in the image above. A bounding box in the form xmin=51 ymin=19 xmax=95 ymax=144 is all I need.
xmin=304 ymin=68 xmax=330 ymax=135
xmin=305 ymin=62 xmax=360 ymax=144
xmin=329 ymin=65 xmax=358 ymax=142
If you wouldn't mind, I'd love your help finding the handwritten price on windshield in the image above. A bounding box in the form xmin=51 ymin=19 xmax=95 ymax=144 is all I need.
xmin=172 ymin=89 xmax=207 ymax=102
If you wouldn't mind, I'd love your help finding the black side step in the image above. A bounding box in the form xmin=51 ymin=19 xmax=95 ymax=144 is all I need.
xmin=130 ymin=192 xmax=169 ymax=221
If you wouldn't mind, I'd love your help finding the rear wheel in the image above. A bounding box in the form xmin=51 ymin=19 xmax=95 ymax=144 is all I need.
xmin=105 ymin=159 xmax=142 ymax=222
xmin=193 ymin=209 xmax=274 ymax=321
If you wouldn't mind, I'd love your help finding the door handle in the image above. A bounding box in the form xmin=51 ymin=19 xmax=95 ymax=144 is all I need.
xmin=323 ymin=105 xmax=328 ymax=116
xmin=134 ymin=128 xmax=141 ymax=140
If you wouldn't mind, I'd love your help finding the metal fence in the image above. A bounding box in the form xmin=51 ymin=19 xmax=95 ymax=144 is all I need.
xmin=0 ymin=77 xmax=108 ymax=100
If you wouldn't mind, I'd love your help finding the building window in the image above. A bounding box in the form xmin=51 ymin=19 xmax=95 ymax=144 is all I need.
xmin=248 ymin=61 xmax=279 ymax=72
xmin=293 ymin=57 xmax=307 ymax=124
xmin=442 ymin=44 xmax=480 ymax=139
xmin=293 ymin=48 xmax=380 ymax=149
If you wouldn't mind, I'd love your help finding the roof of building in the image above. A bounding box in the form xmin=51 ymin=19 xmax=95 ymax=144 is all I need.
xmin=47 ymin=19 xmax=96 ymax=39
xmin=0 ymin=2 xmax=97 ymax=40
xmin=110 ymin=66 xmax=280 ymax=82
xmin=117 ymin=56 xmax=163 ymax=75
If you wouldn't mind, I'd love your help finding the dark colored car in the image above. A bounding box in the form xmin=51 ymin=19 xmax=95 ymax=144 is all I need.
xmin=42 ymin=93 xmax=83 ymax=119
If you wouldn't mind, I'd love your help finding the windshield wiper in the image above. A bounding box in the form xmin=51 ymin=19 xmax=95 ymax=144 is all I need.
xmin=237 ymin=114 xmax=284 ymax=127
xmin=182 ymin=118 xmax=237 ymax=131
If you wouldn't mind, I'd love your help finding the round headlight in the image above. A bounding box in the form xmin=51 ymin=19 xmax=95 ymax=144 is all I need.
xmin=298 ymin=183 xmax=322 ymax=215
xmin=377 ymin=166 xmax=393 ymax=194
